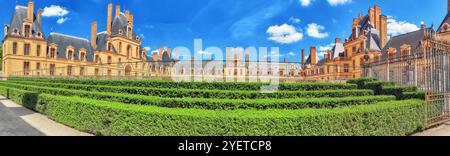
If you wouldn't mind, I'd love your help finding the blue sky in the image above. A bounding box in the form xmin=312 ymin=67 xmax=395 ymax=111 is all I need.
xmin=1 ymin=0 xmax=448 ymax=62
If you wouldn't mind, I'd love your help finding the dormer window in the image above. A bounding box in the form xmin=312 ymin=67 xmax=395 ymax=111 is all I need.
xmin=67 ymin=50 xmax=73 ymax=60
xmin=119 ymin=29 xmax=123 ymax=35
xmin=107 ymin=42 xmax=112 ymax=51
xmin=80 ymin=52 xmax=86 ymax=61
xmin=50 ymin=47 xmax=57 ymax=58
xmin=127 ymin=26 xmax=132 ymax=38
xmin=23 ymin=24 xmax=31 ymax=38
xmin=136 ymin=36 xmax=140 ymax=41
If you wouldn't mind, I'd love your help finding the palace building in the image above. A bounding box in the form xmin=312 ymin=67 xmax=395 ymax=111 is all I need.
xmin=301 ymin=5 xmax=387 ymax=82
xmin=2 ymin=1 xmax=180 ymax=77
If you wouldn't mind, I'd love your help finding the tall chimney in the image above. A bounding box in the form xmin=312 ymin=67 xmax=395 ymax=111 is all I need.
xmin=374 ymin=5 xmax=381 ymax=30
xmin=115 ymin=5 xmax=121 ymax=17
xmin=91 ymin=21 xmax=97 ymax=48
xmin=326 ymin=50 xmax=332 ymax=61
xmin=301 ymin=49 xmax=305 ymax=65
xmin=369 ymin=7 xmax=375 ymax=27
xmin=125 ymin=10 xmax=130 ymax=21
xmin=27 ymin=1 xmax=34 ymax=22
xmin=310 ymin=47 xmax=317 ymax=66
xmin=380 ymin=15 xmax=388 ymax=48
xmin=421 ymin=21 xmax=426 ymax=30
xmin=130 ymin=14 xmax=134 ymax=28
xmin=37 ymin=8 xmax=42 ymax=25
xmin=153 ymin=52 xmax=158 ymax=62
xmin=107 ymin=3 xmax=113 ymax=34
xmin=448 ymin=0 xmax=450 ymax=14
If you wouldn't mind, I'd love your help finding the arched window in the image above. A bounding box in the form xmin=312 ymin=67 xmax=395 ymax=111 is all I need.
xmin=107 ymin=42 xmax=112 ymax=51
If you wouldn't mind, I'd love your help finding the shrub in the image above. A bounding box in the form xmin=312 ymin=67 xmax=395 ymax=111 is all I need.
xmin=7 ymin=80 xmax=374 ymax=99
xmin=32 ymin=94 xmax=424 ymax=136
xmin=0 ymin=86 xmax=39 ymax=109
xmin=364 ymin=81 xmax=396 ymax=94
xmin=381 ymin=86 xmax=419 ymax=100
xmin=9 ymin=77 xmax=357 ymax=91
xmin=0 ymin=83 xmax=394 ymax=110
xmin=401 ymin=92 xmax=425 ymax=100
xmin=347 ymin=77 xmax=377 ymax=89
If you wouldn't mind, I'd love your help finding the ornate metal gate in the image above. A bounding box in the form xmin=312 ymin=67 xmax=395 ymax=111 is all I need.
xmin=423 ymin=38 xmax=450 ymax=127
xmin=364 ymin=33 xmax=450 ymax=128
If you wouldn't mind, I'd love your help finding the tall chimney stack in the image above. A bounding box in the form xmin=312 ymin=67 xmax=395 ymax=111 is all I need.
xmin=115 ymin=5 xmax=121 ymax=17
xmin=374 ymin=5 xmax=381 ymax=30
xmin=310 ymin=47 xmax=317 ymax=66
xmin=448 ymin=0 xmax=450 ymax=13
xmin=91 ymin=21 xmax=97 ymax=48
xmin=27 ymin=1 xmax=34 ymax=22
xmin=37 ymin=8 xmax=42 ymax=25
xmin=107 ymin=3 xmax=113 ymax=34
xmin=380 ymin=15 xmax=388 ymax=48
xmin=301 ymin=49 xmax=305 ymax=66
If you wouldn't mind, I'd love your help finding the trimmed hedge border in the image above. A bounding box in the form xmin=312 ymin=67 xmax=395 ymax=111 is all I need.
xmin=0 ymin=86 xmax=425 ymax=136
xmin=0 ymin=83 xmax=394 ymax=110
xmin=347 ymin=77 xmax=377 ymax=89
xmin=9 ymin=77 xmax=357 ymax=91
xmin=8 ymin=80 xmax=374 ymax=99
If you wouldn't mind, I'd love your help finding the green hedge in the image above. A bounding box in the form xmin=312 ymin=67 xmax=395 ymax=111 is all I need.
xmin=33 ymin=94 xmax=425 ymax=136
xmin=0 ymin=83 xmax=395 ymax=110
xmin=401 ymin=92 xmax=425 ymax=100
xmin=347 ymin=77 xmax=377 ymax=89
xmin=9 ymin=77 xmax=357 ymax=91
xmin=7 ymin=80 xmax=374 ymax=99
xmin=363 ymin=81 xmax=396 ymax=94
xmin=381 ymin=86 xmax=419 ymax=100
xmin=0 ymin=86 xmax=39 ymax=109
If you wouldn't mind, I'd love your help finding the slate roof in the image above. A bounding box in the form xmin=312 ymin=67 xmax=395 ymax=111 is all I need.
xmin=382 ymin=27 xmax=435 ymax=56
xmin=47 ymin=33 xmax=94 ymax=62
xmin=111 ymin=13 xmax=137 ymax=39
xmin=331 ymin=42 xmax=345 ymax=60
xmin=7 ymin=5 xmax=43 ymax=38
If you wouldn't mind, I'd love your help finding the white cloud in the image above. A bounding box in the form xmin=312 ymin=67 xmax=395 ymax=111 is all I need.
xmin=56 ymin=17 xmax=69 ymax=24
xmin=327 ymin=0 xmax=352 ymax=6
xmin=317 ymin=43 xmax=335 ymax=58
xmin=318 ymin=44 xmax=335 ymax=52
xmin=42 ymin=5 xmax=69 ymax=17
xmin=289 ymin=17 xmax=301 ymax=24
xmin=306 ymin=23 xmax=329 ymax=39
xmin=387 ymin=16 xmax=419 ymax=37
xmin=288 ymin=52 xmax=296 ymax=56
xmin=267 ymin=24 xmax=304 ymax=44
xmin=143 ymin=47 xmax=151 ymax=51
xmin=299 ymin=0 xmax=312 ymax=7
